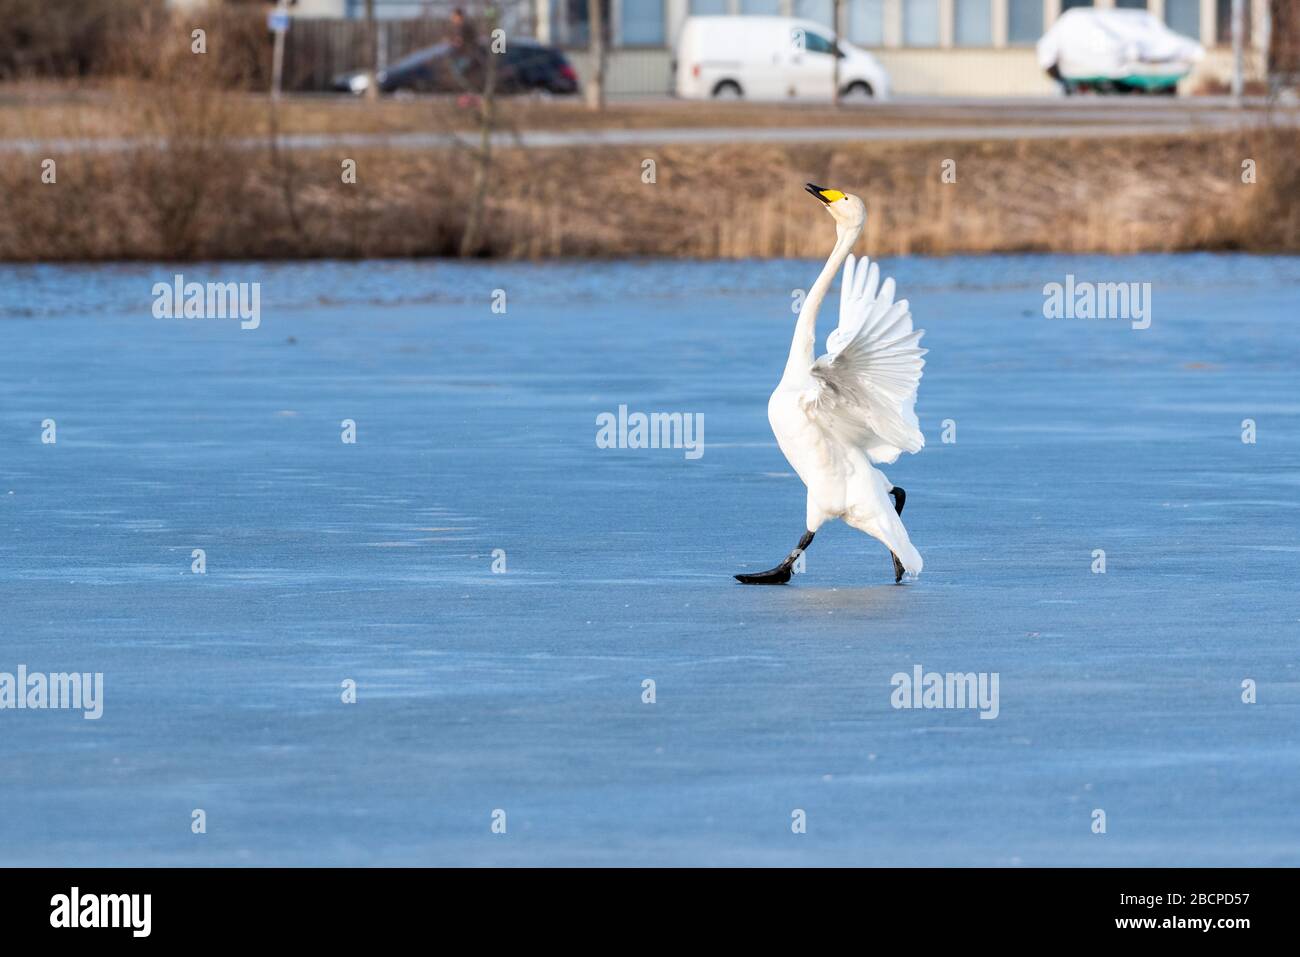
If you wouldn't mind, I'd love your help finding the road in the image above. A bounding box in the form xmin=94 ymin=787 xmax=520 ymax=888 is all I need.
xmin=4 ymin=95 xmax=1296 ymax=154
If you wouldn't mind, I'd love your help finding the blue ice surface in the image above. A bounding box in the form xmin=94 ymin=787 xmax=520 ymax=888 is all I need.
xmin=1 ymin=253 xmax=1298 ymax=866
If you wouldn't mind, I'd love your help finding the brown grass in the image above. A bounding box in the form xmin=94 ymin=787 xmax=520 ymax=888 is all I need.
xmin=2 ymin=2 xmax=1296 ymax=263
xmin=3 ymin=2 xmax=1296 ymax=262
xmin=3 ymin=124 xmax=1297 ymax=261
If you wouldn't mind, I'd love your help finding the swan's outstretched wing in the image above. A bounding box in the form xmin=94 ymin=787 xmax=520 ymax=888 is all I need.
xmin=802 ymin=254 xmax=926 ymax=465
xmin=826 ymin=252 xmax=893 ymax=356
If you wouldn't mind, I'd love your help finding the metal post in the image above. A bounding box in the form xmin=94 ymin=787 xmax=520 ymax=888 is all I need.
xmin=271 ymin=0 xmax=288 ymax=101
xmin=1231 ymin=0 xmax=1244 ymax=104
xmin=832 ymin=0 xmax=842 ymax=105
xmin=364 ymin=0 xmax=378 ymax=101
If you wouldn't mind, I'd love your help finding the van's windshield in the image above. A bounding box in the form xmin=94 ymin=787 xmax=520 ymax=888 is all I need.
xmin=801 ymin=31 xmax=836 ymax=55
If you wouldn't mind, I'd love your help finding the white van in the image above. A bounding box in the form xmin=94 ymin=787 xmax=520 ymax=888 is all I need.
xmin=1037 ymin=8 xmax=1204 ymax=95
xmin=674 ymin=16 xmax=890 ymax=102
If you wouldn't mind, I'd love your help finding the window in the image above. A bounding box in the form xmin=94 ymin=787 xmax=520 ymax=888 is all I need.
xmin=794 ymin=0 xmax=835 ymax=29
xmin=954 ymin=0 xmax=992 ymax=46
xmin=801 ymin=30 xmax=836 ymax=54
xmin=621 ymin=0 xmax=665 ymax=44
xmin=790 ymin=0 xmax=832 ymax=28
xmin=550 ymin=0 xmax=608 ymax=46
xmin=1114 ymin=0 xmax=1147 ymax=8
xmin=1215 ymin=0 xmax=1252 ymax=45
xmin=903 ymin=0 xmax=939 ymax=46
xmin=1060 ymin=0 xmax=1094 ymax=10
xmin=690 ymin=0 xmax=729 ymax=14
xmin=740 ymin=0 xmax=782 ymax=13
xmin=1165 ymin=0 xmax=1200 ymax=40
xmin=848 ymin=0 xmax=884 ymax=45
xmin=1007 ymin=0 xmax=1042 ymax=45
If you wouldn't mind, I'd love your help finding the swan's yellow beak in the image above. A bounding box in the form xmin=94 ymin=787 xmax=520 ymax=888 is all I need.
xmin=805 ymin=183 xmax=846 ymax=204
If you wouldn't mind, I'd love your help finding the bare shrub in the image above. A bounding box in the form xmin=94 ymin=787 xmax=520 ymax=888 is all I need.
xmin=108 ymin=6 xmax=260 ymax=258
xmin=0 ymin=0 xmax=161 ymax=80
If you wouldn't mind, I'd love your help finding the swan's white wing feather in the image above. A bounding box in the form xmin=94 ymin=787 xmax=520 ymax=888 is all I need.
xmin=827 ymin=254 xmax=889 ymax=356
xmin=802 ymin=256 xmax=926 ymax=464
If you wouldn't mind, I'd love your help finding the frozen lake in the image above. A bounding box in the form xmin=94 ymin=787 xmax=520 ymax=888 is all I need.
xmin=2 ymin=253 xmax=1298 ymax=866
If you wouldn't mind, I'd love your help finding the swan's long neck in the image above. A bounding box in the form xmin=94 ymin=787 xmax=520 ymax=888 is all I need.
xmin=781 ymin=220 xmax=861 ymax=385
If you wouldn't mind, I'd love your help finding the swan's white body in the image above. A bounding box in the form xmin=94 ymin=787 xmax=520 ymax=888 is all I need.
xmin=768 ymin=190 xmax=926 ymax=577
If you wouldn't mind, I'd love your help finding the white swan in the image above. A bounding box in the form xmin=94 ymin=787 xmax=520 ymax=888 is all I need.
xmin=735 ymin=183 xmax=927 ymax=585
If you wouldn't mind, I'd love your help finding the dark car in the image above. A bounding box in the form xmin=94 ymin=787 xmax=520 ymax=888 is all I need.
xmin=332 ymin=39 xmax=579 ymax=96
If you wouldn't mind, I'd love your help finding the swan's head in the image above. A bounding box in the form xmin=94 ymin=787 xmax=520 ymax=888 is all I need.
xmin=805 ymin=183 xmax=866 ymax=231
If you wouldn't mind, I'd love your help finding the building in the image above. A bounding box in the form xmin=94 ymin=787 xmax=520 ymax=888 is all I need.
xmin=542 ymin=0 xmax=1272 ymax=96
xmin=245 ymin=0 xmax=1275 ymax=96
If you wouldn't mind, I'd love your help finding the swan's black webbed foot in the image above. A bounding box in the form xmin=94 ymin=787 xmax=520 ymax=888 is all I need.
xmin=734 ymin=566 xmax=794 ymax=585
xmin=889 ymin=486 xmax=907 ymax=584
xmin=735 ymin=530 xmax=815 ymax=585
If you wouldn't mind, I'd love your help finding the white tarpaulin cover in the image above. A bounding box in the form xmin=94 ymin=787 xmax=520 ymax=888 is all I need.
xmin=1037 ymin=8 xmax=1204 ymax=80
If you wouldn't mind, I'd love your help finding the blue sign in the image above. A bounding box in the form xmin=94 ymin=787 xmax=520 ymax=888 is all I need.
xmin=268 ymin=10 xmax=290 ymax=33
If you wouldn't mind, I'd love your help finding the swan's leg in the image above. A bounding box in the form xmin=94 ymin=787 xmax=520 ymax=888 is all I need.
xmin=888 ymin=486 xmax=906 ymax=584
xmin=735 ymin=530 xmax=815 ymax=585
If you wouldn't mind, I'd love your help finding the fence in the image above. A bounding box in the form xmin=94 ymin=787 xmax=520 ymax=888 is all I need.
xmin=282 ymin=18 xmax=448 ymax=91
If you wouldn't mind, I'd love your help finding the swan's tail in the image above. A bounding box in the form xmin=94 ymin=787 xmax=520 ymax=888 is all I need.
xmin=843 ymin=472 xmax=923 ymax=578
xmin=892 ymin=536 xmax=923 ymax=577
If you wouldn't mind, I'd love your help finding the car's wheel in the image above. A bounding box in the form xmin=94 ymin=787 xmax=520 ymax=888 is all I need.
xmin=841 ymin=81 xmax=875 ymax=102
xmin=712 ymin=80 xmax=743 ymax=100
